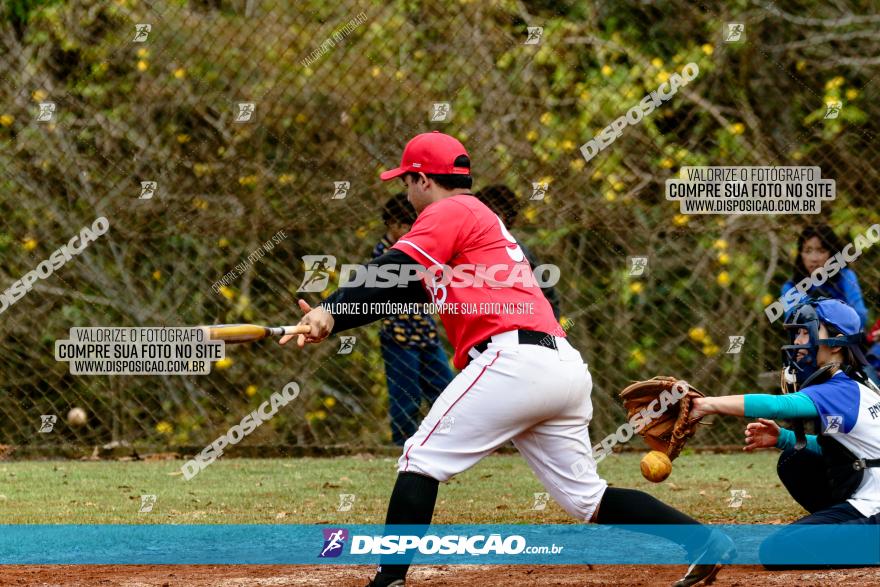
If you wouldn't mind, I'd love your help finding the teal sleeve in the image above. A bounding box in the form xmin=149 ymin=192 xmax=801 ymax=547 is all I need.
xmin=744 ymin=392 xmax=819 ymax=419
xmin=775 ymin=427 xmax=822 ymax=454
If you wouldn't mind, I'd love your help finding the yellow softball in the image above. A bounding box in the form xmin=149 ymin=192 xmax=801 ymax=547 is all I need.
xmin=640 ymin=450 xmax=672 ymax=483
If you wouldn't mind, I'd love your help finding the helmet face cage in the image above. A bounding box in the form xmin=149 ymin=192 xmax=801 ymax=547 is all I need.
xmin=781 ymin=303 xmax=822 ymax=385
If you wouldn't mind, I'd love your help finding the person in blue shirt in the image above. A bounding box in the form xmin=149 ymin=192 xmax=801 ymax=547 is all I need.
xmin=374 ymin=193 xmax=453 ymax=446
xmin=690 ymin=299 xmax=880 ymax=567
xmin=781 ymin=224 xmax=868 ymax=327
xmin=865 ymin=284 xmax=880 ymax=370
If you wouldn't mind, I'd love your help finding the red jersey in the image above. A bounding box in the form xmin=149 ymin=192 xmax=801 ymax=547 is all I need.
xmin=392 ymin=194 xmax=564 ymax=369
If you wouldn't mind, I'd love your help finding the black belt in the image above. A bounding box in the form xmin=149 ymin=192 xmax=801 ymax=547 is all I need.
xmin=471 ymin=330 xmax=557 ymax=356
xmin=853 ymin=458 xmax=880 ymax=471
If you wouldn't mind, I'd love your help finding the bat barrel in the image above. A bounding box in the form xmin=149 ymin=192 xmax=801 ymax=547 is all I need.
xmin=200 ymin=324 xmax=307 ymax=343
xmin=205 ymin=324 xmax=271 ymax=343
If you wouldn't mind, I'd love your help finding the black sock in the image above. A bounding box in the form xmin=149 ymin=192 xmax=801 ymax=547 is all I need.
xmin=375 ymin=472 xmax=439 ymax=580
xmin=595 ymin=487 xmax=710 ymax=554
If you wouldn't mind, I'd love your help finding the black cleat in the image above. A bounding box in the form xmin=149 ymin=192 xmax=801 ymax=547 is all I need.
xmin=673 ymin=529 xmax=736 ymax=587
xmin=366 ymin=572 xmax=406 ymax=587
xmin=673 ymin=562 xmax=722 ymax=587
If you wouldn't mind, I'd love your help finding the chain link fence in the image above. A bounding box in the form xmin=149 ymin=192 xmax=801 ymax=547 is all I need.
xmin=1 ymin=0 xmax=879 ymax=457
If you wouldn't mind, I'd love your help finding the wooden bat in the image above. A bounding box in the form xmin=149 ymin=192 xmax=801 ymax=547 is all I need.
xmin=201 ymin=323 xmax=311 ymax=344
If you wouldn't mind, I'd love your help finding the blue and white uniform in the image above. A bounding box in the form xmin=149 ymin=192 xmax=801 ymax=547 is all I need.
xmin=746 ymin=371 xmax=880 ymax=516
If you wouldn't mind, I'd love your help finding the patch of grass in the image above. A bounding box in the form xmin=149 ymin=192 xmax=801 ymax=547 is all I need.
xmin=0 ymin=451 xmax=803 ymax=524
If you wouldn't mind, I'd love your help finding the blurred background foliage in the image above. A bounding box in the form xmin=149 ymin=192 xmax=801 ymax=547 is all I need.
xmin=1 ymin=0 xmax=879 ymax=455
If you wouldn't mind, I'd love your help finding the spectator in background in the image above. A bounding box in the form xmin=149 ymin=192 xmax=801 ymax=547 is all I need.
xmin=475 ymin=184 xmax=561 ymax=319
xmin=781 ymin=224 xmax=868 ymax=327
xmin=374 ymin=193 xmax=453 ymax=446
xmin=866 ymin=282 xmax=880 ymax=370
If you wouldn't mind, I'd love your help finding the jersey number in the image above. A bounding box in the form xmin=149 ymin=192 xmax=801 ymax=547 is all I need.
xmin=498 ymin=216 xmax=525 ymax=262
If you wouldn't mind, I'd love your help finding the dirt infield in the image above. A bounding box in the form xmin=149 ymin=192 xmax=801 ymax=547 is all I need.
xmin=4 ymin=565 xmax=880 ymax=586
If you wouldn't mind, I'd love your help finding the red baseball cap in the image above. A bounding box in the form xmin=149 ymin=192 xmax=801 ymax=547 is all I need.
xmin=379 ymin=131 xmax=470 ymax=181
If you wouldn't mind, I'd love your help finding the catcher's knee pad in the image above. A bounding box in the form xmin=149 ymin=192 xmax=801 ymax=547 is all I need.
xmin=777 ymin=448 xmax=835 ymax=514
xmin=777 ymin=448 xmax=800 ymax=475
xmin=777 ymin=447 xmax=821 ymax=485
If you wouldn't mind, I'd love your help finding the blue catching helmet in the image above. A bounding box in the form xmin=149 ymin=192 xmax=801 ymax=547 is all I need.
xmin=781 ymin=298 xmax=864 ymax=387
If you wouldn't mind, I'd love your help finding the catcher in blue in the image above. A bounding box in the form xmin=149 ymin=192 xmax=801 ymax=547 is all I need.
xmin=691 ymin=298 xmax=880 ymax=565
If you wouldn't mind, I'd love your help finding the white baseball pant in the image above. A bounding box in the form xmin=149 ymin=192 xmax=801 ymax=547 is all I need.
xmin=398 ymin=330 xmax=608 ymax=521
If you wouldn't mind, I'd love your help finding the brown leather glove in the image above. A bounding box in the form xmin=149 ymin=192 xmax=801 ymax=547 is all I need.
xmin=619 ymin=376 xmax=705 ymax=460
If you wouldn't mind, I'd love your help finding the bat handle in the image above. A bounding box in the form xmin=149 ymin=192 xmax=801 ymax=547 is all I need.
xmin=280 ymin=325 xmax=309 ymax=336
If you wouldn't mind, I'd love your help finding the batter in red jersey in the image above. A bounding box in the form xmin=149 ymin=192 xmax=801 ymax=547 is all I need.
xmin=282 ymin=131 xmax=733 ymax=587
xmin=393 ymin=191 xmax=564 ymax=369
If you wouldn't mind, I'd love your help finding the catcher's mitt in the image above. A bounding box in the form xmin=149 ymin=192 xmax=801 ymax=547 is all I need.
xmin=618 ymin=376 xmax=705 ymax=460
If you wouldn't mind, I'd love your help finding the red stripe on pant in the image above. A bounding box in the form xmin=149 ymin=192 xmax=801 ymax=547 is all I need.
xmin=403 ymin=350 xmax=502 ymax=472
